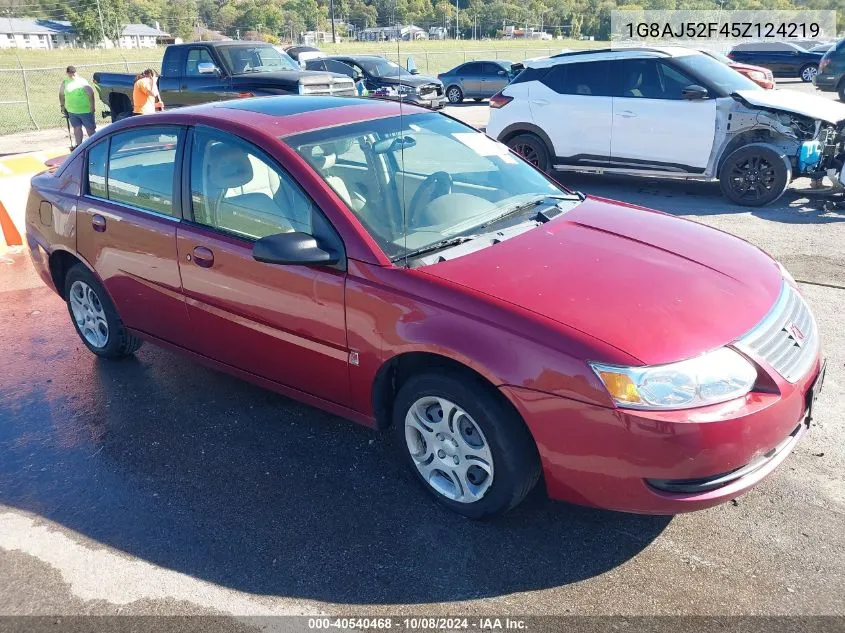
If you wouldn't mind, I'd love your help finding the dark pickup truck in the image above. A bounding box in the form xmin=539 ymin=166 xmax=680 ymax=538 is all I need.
xmin=93 ymin=41 xmax=356 ymax=121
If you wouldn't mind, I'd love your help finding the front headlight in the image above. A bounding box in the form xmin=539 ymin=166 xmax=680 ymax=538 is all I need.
xmin=748 ymin=70 xmax=766 ymax=81
xmin=397 ymin=84 xmax=416 ymax=95
xmin=590 ymin=347 xmax=757 ymax=410
xmin=777 ymin=261 xmax=796 ymax=286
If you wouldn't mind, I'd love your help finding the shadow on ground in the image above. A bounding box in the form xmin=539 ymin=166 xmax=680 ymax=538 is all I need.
xmin=0 ymin=287 xmax=669 ymax=604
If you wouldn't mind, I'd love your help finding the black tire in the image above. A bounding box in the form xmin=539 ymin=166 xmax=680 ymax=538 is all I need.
xmin=64 ymin=263 xmax=143 ymax=359
xmin=799 ymin=63 xmax=818 ymax=83
xmin=446 ymin=85 xmax=463 ymax=104
xmin=392 ymin=370 xmax=541 ymax=519
xmin=473 ymin=97 xmax=484 ymax=102
xmin=719 ymin=144 xmax=791 ymax=207
xmin=506 ymin=133 xmax=551 ymax=173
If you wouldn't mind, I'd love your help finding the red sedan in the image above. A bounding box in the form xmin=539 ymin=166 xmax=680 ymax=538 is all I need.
xmin=701 ymin=49 xmax=776 ymax=89
xmin=25 ymin=97 xmax=823 ymax=518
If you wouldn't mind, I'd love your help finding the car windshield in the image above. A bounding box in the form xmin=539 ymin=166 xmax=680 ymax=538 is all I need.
xmin=675 ymin=53 xmax=761 ymax=94
xmin=220 ymin=45 xmax=300 ymax=74
xmin=359 ymin=57 xmax=414 ymax=78
xmin=287 ymin=113 xmax=573 ymax=261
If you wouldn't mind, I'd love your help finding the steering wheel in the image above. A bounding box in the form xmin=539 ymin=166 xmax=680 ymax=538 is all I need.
xmin=408 ymin=171 xmax=453 ymax=226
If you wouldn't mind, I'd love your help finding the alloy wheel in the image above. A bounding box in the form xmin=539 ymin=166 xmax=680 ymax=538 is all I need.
xmin=802 ymin=66 xmax=818 ymax=82
xmin=727 ymin=155 xmax=777 ymax=202
xmin=512 ymin=142 xmax=540 ymax=167
xmin=404 ymin=396 xmax=494 ymax=503
xmin=69 ymin=280 xmax=109 ymax=348
xmin=447 ymin=87 xmax=462 ymax=103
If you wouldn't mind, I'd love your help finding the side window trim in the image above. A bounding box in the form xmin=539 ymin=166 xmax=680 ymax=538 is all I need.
xmin=184 ymin=124 xmax=346 ymax=256
xmin=83 ymin=125 xmax=186 ymax=220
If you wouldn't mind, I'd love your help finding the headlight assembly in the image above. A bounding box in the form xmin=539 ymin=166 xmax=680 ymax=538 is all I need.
xmin=590 ymin=347 xmax=757 ymax=410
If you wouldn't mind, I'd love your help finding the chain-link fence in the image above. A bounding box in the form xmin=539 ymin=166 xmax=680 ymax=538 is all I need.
xmin=0 ymin=59 xmax=160 ymax=135
xmin=0 ymin=46 xmax=563 ymax=136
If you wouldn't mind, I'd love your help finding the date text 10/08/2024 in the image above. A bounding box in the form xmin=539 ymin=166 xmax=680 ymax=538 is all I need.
xmin=307 ymin=617 xmax=529 ymax=630
xmin=623 ymin=21 xmax=821 ymax=39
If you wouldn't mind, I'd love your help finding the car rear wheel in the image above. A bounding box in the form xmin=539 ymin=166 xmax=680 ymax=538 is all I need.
xmin=446 ymin=85 xmax=463 ymax=103
xmin=507 ymin=133 xmax=551 ymax=173
xmin=65 ymin=264 xmax=143 ymax=359
xmin=719 ymin=145 xmax=791 ymax=207
xmin=800 ymin=64 xmax=818 ymax=83
xmin=393 ymin=371 xmax=541 ymax=519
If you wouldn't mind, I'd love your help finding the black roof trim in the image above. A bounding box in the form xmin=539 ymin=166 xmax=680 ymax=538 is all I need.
xmin=551 ymin=47 xmax=673 ymax=59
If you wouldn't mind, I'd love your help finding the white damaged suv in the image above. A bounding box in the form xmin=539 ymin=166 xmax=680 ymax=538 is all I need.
xmin=487 ymin=47 xmax=845 ymax=206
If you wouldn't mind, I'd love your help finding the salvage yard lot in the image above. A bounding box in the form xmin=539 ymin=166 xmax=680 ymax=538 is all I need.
xmin=0 ymin=79 xmax=843 ymax=620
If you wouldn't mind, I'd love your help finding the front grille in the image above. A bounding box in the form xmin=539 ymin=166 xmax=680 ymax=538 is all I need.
xmin=299 ymin=81 xmax=356 ymax=97
xmin=737 ymin=282 xmax=818 ymax=383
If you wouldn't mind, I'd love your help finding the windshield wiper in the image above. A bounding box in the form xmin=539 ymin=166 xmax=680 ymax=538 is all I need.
xmin=394 ymin=235 xmax=477 ymax=262
xmin=479 ymin=194 xmax=580 ymax=229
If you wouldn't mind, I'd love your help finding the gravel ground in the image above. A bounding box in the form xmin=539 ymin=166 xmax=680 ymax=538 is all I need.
xmin=0 ymin=78 xmax=843 ymax=626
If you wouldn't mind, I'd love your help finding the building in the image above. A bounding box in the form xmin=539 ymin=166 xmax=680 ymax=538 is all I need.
xmin=358 ymin=24 xmax=427 ymax=41
xmin=0 ymin=18 xmax=76 ymax=49
xmin=428 ymin=26 xmax=448 ymax=40
xmin=0 ymin=18 xmax=170 ymax=49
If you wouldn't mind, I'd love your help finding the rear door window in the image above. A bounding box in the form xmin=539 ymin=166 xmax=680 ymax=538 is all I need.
xmin=543 ymin=61 xmax=613 ymax=96
xmin=106 ymin=128 xmax=181 ymax=216
xmin=87 ymin=139 xmax=108 ymax=198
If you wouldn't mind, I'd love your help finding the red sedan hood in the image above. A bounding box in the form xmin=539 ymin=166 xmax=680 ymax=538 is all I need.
xmin=421 ymin=197 xmax=782 ymax=365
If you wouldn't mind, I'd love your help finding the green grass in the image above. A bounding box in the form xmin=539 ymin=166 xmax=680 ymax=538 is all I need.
xmin=0 ymin=39 xmax=605 ymax=134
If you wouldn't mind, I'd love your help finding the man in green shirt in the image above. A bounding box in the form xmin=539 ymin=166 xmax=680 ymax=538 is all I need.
xmin=59 ymin=66 xmax=96 ymax=146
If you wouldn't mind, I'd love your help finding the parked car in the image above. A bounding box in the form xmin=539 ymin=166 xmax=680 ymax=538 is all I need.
xmin=437 ymin=60 xmax=514 ymax=103
xmin=25 ymin=96 xmax=824 ymax=518
xmin=699 ymin=49 xmax=775 ymax=89
xmin=814 ymin=38 xmax=845 ymax=99
xmin=808 ymin=43 xmax=834 ymax=54
xmin=727 ymin=41 xmax=824 ymax=82
xmin=285 ymin=45 xmax=325 ymax=68
xmin=93 ymin=41 xmax=355 ymax=121
xmin=487 ymin=47 xmax=845 ymax=206
xmin=305 ymin=55 xmax=445 ymax=109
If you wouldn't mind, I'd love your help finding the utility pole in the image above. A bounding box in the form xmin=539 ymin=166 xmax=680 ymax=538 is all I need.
xmin=455 ymin=0 xmax=459 ymax=39
xmin=329 ymin=0 xmax=336 ymax=43
xmin=94 ymin=0 xmax=108 ymax=47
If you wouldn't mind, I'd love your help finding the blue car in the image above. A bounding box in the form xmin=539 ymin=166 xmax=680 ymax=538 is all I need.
xmin=728 ymin=41 xmax=824 ymax=83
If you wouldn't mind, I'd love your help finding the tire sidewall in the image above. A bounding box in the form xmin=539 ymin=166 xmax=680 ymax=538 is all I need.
xmin=719 ymin=144 xmax=791 ymax=206
xmin=392 ymin=372 xmax=537 ymax=519
xmin=64 ymin=264 xmax=128 ymax=358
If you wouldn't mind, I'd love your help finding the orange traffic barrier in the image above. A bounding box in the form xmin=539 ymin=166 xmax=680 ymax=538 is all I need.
xmin=0 ymin=199 xmax=23 ymax=247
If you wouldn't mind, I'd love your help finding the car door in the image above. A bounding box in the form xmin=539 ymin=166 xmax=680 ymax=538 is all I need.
xmin=610 ymin=58 xmax=716 ymax=172
xmin=179 ymin=47 xmax=229 ymax=106
xmin=529 ymin=60 xmax=613 ymax=164
xmin=176 ymin=126 xmax=351 ymax=405
xmin=482 ymin=62 xmax=509 ymax=97
xmin=460 ymin=62 xmax=484 ymax=95
xmin=76 ymin=126 xmax=190 ymax=343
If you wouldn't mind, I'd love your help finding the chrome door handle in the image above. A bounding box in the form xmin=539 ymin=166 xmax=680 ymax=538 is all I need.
xmin=531 ymin=99 xmax=549 ymax=106
xmin=192 ymin=246 xmax=214 ymax=268
xmin=92 ymin=214 xmax=106 ymax=232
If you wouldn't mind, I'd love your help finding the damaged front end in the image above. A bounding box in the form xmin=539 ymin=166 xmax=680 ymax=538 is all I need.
xmin=709 ymin=92 xmax=845 ymax=184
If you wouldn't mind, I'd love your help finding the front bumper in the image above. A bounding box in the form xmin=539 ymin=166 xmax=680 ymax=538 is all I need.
xmin=501 ymin=351 xmax=823 ymax=514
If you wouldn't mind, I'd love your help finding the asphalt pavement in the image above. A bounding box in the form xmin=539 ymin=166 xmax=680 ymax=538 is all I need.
xmin=0 ymin=78 xmax=843 ymax=623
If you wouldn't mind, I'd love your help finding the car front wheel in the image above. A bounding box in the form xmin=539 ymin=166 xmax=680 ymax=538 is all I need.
xmin=65 ymin=263 xmax=143 ymax=359
xmin=719 ymin=145 xmax=791 ymax=206
xmin=393 ymin=371 xmax=541 ymax=518
xmin=446 ymin=85 xmax=463 ymax=103
xmin=800 ymin=64 xmax=818 ymax=83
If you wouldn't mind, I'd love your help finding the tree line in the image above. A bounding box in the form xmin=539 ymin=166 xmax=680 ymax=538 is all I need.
xmin=1 ymin=0 xmax=841 ymax=45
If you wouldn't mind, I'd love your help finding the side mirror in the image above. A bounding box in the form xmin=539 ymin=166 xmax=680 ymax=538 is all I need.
xmin=406 ymin=55 xmax=418 ymax=74
xmin=681 ymin=84 xmax=709 ymax=100
xmin=497 ymin=70 xmax=507 ymax=76
xmin=353 ymin=72 xmax=364 ymax=81
xmin=252 ymin=232 xmax=339 ymax=266
xmin=197 ymin=62 xmax=219 ymax=75
xmin=409 ymin=68 xmax=420 ymax=75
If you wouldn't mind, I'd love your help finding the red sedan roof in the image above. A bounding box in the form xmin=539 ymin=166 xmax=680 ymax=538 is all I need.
xmin=177 ymin=96 xmax=428 ymax=137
